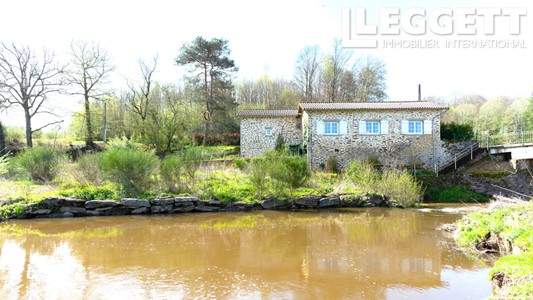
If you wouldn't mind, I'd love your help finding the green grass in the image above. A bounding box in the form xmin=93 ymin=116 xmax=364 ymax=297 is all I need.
xmin=455 ymin=203 xmax=533 ymax=299
xmin=425 ymin=185 xmax=489 ymax=203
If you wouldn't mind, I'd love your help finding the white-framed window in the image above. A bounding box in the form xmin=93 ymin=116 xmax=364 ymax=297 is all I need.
xmin=365 ymin=121 xmax=380 ymax=134
xmin=408 ymin=121 xmax=423 ymax=134
xmin=358 ymin=120 xmax=388 ymax=135
xmin=324 ymin=121 xmax=339 ymax=135
xmin=265 ymin=127 xmax=273 ymax=136
xmin=317 ymin=120 xmax=347 ymax=135
xmin=401 ymin=120 xmax=432 ymax=135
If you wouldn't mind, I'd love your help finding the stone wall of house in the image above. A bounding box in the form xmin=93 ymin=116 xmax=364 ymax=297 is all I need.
xmin=240 ymin=116 xmax=302 ymax=158
xmin=306 ymin=110 xmax=451 ymax=170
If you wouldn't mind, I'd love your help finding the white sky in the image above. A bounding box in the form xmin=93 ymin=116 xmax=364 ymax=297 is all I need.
xmin=1 ymin=0 xmax=532 ymax=130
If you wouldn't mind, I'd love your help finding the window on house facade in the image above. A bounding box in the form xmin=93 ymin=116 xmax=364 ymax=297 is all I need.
xmin=324 ymin=121 xmax=339 ymax=135
xmin=408 ymin=121 xmax=423 ymax=134
xmin=365 ymin=121 xmax=380 ymax=134
xmin=358 ymin=120 xmax=388 ymax=135
xmin=265 ymin=127 xmax=273 ymax=136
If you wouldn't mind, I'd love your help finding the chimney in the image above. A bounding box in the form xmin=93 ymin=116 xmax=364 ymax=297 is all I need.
xmin=418 ymin=84 xmax=421 ymax=101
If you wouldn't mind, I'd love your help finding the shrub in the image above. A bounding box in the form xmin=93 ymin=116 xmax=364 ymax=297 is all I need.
xmin=180 ymin=147 xmax=204 ymax=186
xmin=233 ymin=158 xmax=247 ymax=170
xmin=99 ymin=146 xmax=158 ymax=195
xmin=15 ymin=146 xmax=65 ymax=183
xmin=59 ymin=184 xmax=119 ymax=200
xmin=380 ymin=168 xmax=424 ymax=207
xmin=247 ymin=158 xmax=270 ymax=200
xmin=347 ymin=160 xmax=423 ymax=207
xmin=346 ymin=160 xmax=380 ymax=194
xmin=160 ymin=155 xmax=183 ymax=193
xmin=278 ymin=155 xmax=311 ymax=188
xmin=441 ymin=123 xmax=474 ymax=142
xmin=75 ymin=153 xmax=105 ymax=186
xmin=325 ymin=156 xmax=340 ymax=173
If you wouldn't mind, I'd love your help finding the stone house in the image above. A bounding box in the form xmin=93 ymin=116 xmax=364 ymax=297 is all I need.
xmin=238 ymin=101 xmax=449 ymax=170
xmin=237 ymin=109 xmax=302 ymax=158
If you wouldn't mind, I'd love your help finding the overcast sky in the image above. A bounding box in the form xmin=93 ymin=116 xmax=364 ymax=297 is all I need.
xmin=1 ymin=0 xmax=532 ymax=130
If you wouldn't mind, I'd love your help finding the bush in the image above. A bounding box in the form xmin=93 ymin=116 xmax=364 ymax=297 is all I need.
xmin=5 ymin=127 xmax=25 ymax=144
xmin=441 ymin=123 xmax=474 ymax=142
xmin=278 ymin=155 xmax=311 ymax=188
xmin=180 ymin=147 xmax=204 ymax=186
xmin=347 ymin=160 xmax=423 ymax=207
xmin=0 ymin=121 xmax=6 ymax=154
xmin=380 ymin=168 xmax=424 ymax=207
xmin=346 ymin=160 xmax=380 ymax=193
xmin=75 ymin=153 xmax=105 ymax=186
xmin=160 ymin=155 xmax=183 ymax=193
xmin=325 ymin=157 xmax=340 ymax=173
xmin=99 ymin=146 xmax=158 ymax=195
xmin=246 ymin=158 xmax=270 ymax=200
xmin=233 ymin=158 xmax=247 ymax=170
xmin=59 ymin=184 xmax=118 ymax=200
xmin=15 ymin=146 xmax=65 ymax=183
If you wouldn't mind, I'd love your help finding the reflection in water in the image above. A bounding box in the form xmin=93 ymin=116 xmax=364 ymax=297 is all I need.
xmin=0 ymin=209 xmax=491 ymax=299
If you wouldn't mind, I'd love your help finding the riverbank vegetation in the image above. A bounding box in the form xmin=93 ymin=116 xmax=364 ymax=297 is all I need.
xmin=0 ymin=141 xmax=430 ymax=218
xmin=455 ymin=199 xmax=533 ymax=299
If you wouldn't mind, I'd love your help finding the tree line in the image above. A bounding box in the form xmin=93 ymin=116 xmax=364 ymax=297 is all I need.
xmin=1 ymin=37 xmax=386 ymax=151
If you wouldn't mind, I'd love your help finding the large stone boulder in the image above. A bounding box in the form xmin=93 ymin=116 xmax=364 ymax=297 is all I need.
xmin=131 ymin=207 xmax=149 ymax=215
xmin=121 ymin=198 xmax=151 ymax=208
xmin=339 ymin=194 xmax=361 ymax=207
xmin=175 ymin=196 xmax=199 ymax=204
xmin=151 ymin=205 xmax=173 ymax=214
xmin=152 ymin=198 xmax=175 ymax=206
xmin=60 ymin=207 xmax=87 ymax=214
xmin=85 ymin=200 xmax=120 ymax=209
xmin=295 ymin=196 xmax=320 ymax=208
xmin=30 ymin=209 xmax=52 ymax=215
xmin=319 ymin=197 xmax=340 ymax=208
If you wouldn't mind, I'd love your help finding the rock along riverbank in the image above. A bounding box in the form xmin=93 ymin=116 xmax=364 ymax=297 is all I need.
xmin=2 ymin=193 xmax=393 ymax=221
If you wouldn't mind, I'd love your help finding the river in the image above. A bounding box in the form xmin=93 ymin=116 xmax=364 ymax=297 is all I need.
xmin=0 ymin=207 xmax=491 ymax=299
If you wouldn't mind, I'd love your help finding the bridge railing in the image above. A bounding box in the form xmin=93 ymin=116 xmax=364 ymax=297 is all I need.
xmin=480 ymin=131 xmax=533 ymax=148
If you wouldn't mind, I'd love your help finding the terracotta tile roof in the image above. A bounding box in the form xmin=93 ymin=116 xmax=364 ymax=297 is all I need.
xmin=299 ymin=101 xmax=448 ymax=111
xmin=237 ymin=109 xmax=300 ymax=117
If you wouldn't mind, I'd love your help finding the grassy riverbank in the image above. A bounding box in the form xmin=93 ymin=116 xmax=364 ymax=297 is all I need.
xmin=455 ymin=200 xmax=533 ymax=299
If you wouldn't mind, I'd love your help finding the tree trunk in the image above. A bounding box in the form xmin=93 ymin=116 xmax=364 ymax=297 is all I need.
xmin=203 ymin=120 xmax=209 ymax=146
xmin=202 ymin=64 xmax=209 ymax=146
xmin=84 ymin=95 xmax=94 ymax=148
xmin=24 ymin=108 xmax=33 ymax=147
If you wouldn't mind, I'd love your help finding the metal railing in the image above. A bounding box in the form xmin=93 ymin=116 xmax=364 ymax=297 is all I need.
xmin=480 ymin=131 xmax=533 ymax=148
xmin=435 ymin=141 xmax=480 ymax=174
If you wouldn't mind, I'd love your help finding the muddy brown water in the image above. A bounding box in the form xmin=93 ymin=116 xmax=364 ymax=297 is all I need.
xmin=0 ymin=207 xmax=491 ymax=299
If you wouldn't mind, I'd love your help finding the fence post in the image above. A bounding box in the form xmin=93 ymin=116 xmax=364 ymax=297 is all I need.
xmin=470 ymin=145 xmax=473 ymax=160
xmin=454 ymin=154 xmax=457 ymax=169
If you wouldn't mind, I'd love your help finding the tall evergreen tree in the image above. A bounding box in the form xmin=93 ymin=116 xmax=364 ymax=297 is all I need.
xmin=176 ymin=36 xmax=238 ymax=145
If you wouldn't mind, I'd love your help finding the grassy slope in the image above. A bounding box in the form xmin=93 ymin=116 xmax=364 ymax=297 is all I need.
xmin=455 ymin=203 xmax=533 ymax=299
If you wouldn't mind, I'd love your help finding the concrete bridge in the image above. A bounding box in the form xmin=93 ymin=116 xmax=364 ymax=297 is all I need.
xmin=487 ymin=143 xmax=533 ymax=169
xmin=437 ymin=131 xmax=533 ymax=174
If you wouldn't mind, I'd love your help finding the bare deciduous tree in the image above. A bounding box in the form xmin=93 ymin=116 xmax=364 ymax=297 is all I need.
xmin=126 ymin=56 xmax=158 ymax=139
xmin=0 ymin=42 xmax=64 ymax=147
xmin=322 ymin=40 xmax=352 ymax=102
xmin=294 ymin=45 xmax=322 ymax=102
xmin=66 ymin=41 xmax=114 ymax=148
xmin=354 ymin=57 xmax=387 ymax=102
